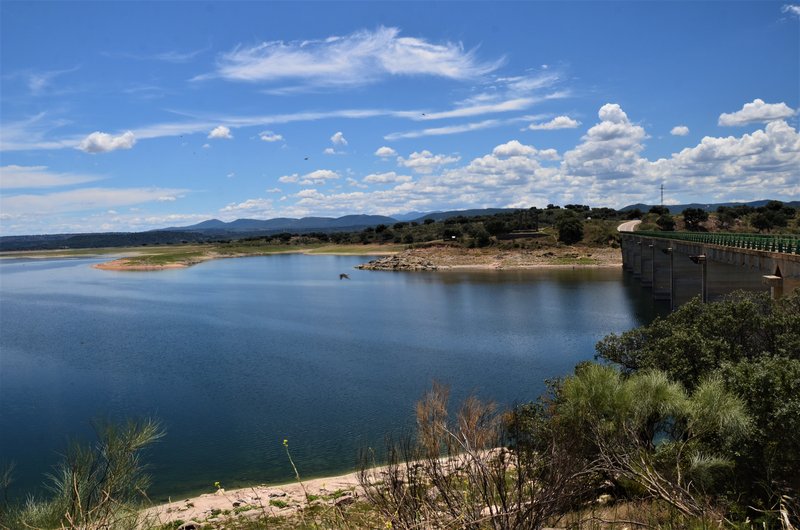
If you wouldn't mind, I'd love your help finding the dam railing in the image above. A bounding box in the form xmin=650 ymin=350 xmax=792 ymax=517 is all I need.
xmin=633 ymin=231 xmax=800 ymax=255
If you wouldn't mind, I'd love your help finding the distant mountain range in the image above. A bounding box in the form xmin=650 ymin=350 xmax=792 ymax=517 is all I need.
xmin=163 ymin=214 xmax=399 ymax=234
xmin=0 ymin=209 xmax=519 ymax=251
xmin=1 ymin=201 xmax=796 ymax=252
xmin=620 ymin=200 xmax=800 ymax=215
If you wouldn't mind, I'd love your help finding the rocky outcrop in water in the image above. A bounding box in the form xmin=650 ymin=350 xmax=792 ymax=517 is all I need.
xmin=356 ymin=252 xmax=438 ymax=271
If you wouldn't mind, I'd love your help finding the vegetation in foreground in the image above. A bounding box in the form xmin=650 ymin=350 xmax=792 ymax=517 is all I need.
xmin=2 ymin=291 xmax=799 ymax=529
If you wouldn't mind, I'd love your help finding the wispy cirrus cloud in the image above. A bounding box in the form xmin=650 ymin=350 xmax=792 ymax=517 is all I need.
xmin=195 ymin=26 xmax=503 ymax=88
xmin=0 ymin=113 xmax=78 ymax=151
xmin=0 ymin=187 xmax=188 ymax=215
xmin=385 ymin=119 xmax=503 ymax=140
xmin=103 ymin=47 xmax=208 ymax=63
xmin=384 ymin=112 xmax=548 ymax=140
xmin=3 ymin=88 xmax=566 ymax=152
xmin=18 ymin=66 xmax=81 ymax=95
xmin=419 ymin=98 xmax=537 ymax=121
xmin=0 ymin=165 xmax=103 ymax=189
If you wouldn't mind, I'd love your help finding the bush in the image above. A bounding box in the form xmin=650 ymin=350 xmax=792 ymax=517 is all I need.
xmin=682 ymin=208 xmax=709 ymax=231
xmin=553 ymin=363 xmax=750 ymax=518
xmin=1 ymin=419 xmax=163 ymax=530
xmin=359 ymin=383 xmax=592 ymax=529
xmin=556 ymin=216 xmax=584 ymax=244
xmin=656 ymin=214 xmax=676 ymax=231
xmin=596 ymin=290 xmax=800 ymax=513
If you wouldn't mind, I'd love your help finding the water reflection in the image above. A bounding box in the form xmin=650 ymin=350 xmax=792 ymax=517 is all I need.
xmin=0 ymin=254 xmax=666 ymax=500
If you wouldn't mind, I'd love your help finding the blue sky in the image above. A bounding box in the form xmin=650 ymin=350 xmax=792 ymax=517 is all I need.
xmin=1 ymin=1 xmax=798 ymax=235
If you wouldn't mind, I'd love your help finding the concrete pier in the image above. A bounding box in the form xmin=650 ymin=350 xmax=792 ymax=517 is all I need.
xmin=620 ymin=232 xmax=800 ymax=309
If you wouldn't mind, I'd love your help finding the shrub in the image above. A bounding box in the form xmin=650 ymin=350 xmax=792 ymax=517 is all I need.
xmin=1 ymin=419 xmax=163 ymax=530
xmin=556 ymin=216 xmax=584 ymax=244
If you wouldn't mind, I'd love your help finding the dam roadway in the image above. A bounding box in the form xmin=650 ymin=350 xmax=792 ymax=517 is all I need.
xmin=618 ymin=222 xmax=800 ymax=309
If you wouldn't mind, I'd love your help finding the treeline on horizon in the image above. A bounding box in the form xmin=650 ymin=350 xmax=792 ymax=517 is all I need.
xmin=2 ymin=290 xmax=798 ymax=529
xmin=3 ymin=200 xmax=798 ymax=252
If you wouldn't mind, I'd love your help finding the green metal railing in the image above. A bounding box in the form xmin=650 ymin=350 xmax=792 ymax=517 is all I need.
xmin=632 ymin=231 xmax=800 ymax=255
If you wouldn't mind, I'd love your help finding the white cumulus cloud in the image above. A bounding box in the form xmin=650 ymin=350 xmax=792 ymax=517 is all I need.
xmin=670 ymin=125 xmax=690 ymax=136
xmin=492 ymin=140 xmax=538 ymax=158
xmin=562 ymin=103 xmax=647 ymax=180
xmin=527 ymin=116 xmax=580 ymax=130
xmin=330 ymin=131 xmax=348 ymax=145
xmin=374 ymin=146 xmax=397 ymax=157
xmin=362 ymin=171 xmax=413 ymax=184
xmin=208 ymin=125 xmax=233 ymax=139
xmin=77 ymin=131 xmax=136 ymax=153
xmin=220 ymin=198 xmax=273 ymax=214
xmin=718 ymin=99 xmax=796 ymax=126
xmin=491 ymin=140 xmax=561 ymax=161
xmin=279 ymin=169 xmax=340 ymax=186
xmin=259 ymin=131 xmax=283 ymax=142
xmin=241 ymin=105 xmax=800 ymax=218
xmin=397 ymin=150 xmax=461 ymax=174
xmin=782 ymin=4 xmax=800 ymax=17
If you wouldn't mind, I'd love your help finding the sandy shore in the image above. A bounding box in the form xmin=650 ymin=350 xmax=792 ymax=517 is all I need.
xmin=92 ymin=246 xmax=400 ymax=271
xmin=143 ymin=469 xmax=365 ymax=527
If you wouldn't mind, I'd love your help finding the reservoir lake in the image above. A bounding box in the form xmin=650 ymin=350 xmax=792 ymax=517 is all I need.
xmin=0 ymin=253 xmax=667 ymax=500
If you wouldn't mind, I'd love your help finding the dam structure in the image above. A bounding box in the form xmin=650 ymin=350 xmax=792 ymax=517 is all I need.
xmin=619 ymin=231 xmax=800 ymax=309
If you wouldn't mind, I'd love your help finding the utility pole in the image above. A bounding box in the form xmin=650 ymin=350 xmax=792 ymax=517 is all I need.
xmin=660 ymin=183 xmax=664 ymax=207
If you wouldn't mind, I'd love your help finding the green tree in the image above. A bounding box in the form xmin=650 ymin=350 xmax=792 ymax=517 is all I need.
xmin=484 ymin=219 xmax=508 ymax=236
xmin=649 ymin=205 xmax=670 ymax=215
xmin=625 ymin=208 xmax=643 ymax=220
xmin=682 ymin=207 xmax=709 ymax=231
xmin=554 ymin=363 xmax=750 ymax=517
xmin=595 ymin=291 xmax=800 ymax=511
xmin=556 ymin=216 xmax=584 ymax=244
xmin=656 ymin=214 xmax=676 ymax=231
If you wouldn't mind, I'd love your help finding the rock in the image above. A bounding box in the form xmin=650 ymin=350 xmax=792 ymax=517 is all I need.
xmin=178 ymin=521 xmax=202 ymax=530
xmin=597 ymin=493 xmax=613 ymax=504
xmin=268 ymin=491 xmax=287 ymax=498
xmin=356 ymin=251 xmax=437 ymax=271
xmin=335 ymin=494 xmax=355 ymax=508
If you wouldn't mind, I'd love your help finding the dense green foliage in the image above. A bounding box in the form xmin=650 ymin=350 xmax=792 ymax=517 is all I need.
xmin=556 ymin=214 xmax=584 ymax=244
xmin=716 ymin=201 xmax=798 ymax=233
xmin=682 ymin=207 xmax=709 ymax=231
xmin=596 ymin=291 xmax=800 ymax=513
xmin=656 ymin=213 xmax=676 ymax=231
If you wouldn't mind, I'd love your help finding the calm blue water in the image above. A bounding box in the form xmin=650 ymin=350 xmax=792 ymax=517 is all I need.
xmin=0 ymin=254 xmax=665 ymax=501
